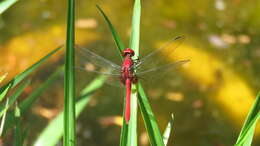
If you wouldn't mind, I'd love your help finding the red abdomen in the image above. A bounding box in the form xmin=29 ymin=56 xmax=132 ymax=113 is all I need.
xmin=121 ymin=54 xmax=136 ymax=123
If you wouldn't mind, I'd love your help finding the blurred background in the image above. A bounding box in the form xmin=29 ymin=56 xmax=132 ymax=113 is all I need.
xmin=0 ymin=0 xmax=260 ymax=145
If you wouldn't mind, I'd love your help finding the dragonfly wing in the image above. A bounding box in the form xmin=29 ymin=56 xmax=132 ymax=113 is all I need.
xmin=135 ymin=59 xmax=190 ymax=76
xmin=135 ymin=59 xmax=190 ymax=87
xmin=75 ymin=46 xmax=121 ymax=76
xmin=135 ymin=36 xmax=185 ymax=73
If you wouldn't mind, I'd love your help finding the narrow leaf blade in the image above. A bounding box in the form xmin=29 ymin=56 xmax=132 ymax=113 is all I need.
xmin=0 ymin=98 xmax=9 ymax=136
xmin=0 ymin=73 xmax=7 ymax=83
xmin=19 ymin=66 xmax=63 ymax=113
xmin=163 ymin=114 xmax=174 ymax=146
xmin=138 ymin=83 xmax=164 ymax=146
xmin=64 ymin=0 xmax=76 ymax=144
xmin=96 ymin=5 xmax=125 ymax=53
xmin=235 ymin=91 xmax=260 ymax=146
xmin=0 ymin=73 xmax=9 ymax=102
xmin=127 ymin=0 xmax=142 ymax=145
xmin=96 ymin=4 xmax=129 ymax=146
xmin=34 ymin=76 xmax=106 ymax=146
xmin=0 ymin=47 xmax=61 ymax=98
xmin=0 ymin=79 xmax=31 ymax=118
xmin=0 ymin=0 xmax=18 ymax=14
xmin=14 ymin=104 xmax=23 ymax=146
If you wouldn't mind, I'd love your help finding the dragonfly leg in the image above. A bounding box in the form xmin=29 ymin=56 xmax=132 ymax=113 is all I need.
xmin=131 ymin=75 xmax=138 ymax=84
xmin=133 ymin=58 xmax=140 ymax=64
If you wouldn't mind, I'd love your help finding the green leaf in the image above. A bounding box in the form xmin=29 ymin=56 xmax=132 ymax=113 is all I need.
xmin=234 ymin=92 xmax=260 ymax=146
xmin=0 ymin=47 xmax=61 ymax=102
xmin=138 ymin=83 xmax=164 ymax=146
xmin=0 ymin=47 xmax=61 ymax=137
xmin=14 ymin=104 xmax=23 ymax=146
xmin=96 ymin=4 xmax=129 ymax=146
xmin=1 ymin=66 xmax=62 ymax=136
xmin=127 ymin=84 xmax=138 ymax=146
xmin=33 ymin=76 xmax=106 ymax=146
xmin=0 ymin=83 xmax=11 ymax=102
xmin=0 ymin=74 xmax=9 ymax=131
xmin=0 ymin=98 xmax=9 ymax=136
xmin=0 ymin=0 xmax=18 ymax=15
xmin=163 ymin=114 xmax=174 ymax=146
xmin=127 ymin=0 xmax=141 ymax=146
xmin=19 ymin=66 xmax=63 ymax=113
xmin=129 ymin=0 xmax=141 ymax=59
xmin=0 ymin=73 xmax=7 ymax=83
xmin=0 ymin=79 xmax=31 ymax=118
xmin=96 ymin=5 xmax=125 ymax=54
xmin=0 ymin=79 xmax=30 ymax=137
xmin=64 ymin=0 xmax=76 ymax=144
xmin=120 ymin=94 xmax=129 ymax=146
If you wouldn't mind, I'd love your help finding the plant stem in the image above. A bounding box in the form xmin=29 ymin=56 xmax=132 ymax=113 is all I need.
xmin=64 ymin=0 xmax=76 ymax=144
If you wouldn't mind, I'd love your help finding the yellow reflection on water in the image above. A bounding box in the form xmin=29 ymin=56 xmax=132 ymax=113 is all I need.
xmin=157 ymin=41 xmax=258 ymax=134
xmin=0 ymin=25 xmax=99 ymax=82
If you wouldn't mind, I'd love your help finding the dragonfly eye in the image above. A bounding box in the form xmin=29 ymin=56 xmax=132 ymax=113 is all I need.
xmin=123 ymin=48 xmax=135 ymax=57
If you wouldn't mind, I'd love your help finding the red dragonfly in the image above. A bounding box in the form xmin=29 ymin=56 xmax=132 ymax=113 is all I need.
xmin=76 ymin=36 xmax=189 ymax=124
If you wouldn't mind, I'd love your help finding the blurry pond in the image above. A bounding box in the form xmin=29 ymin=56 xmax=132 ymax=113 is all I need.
xmin=1 ymin=0 xmax=260 ymax=145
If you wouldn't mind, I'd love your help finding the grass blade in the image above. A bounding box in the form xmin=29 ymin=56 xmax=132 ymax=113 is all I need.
xmin=0 ymin=73 xmax=9 ymax=102
xmin=127 ymin=0 xmax=141 ymax=146
xmin=0 ymin=73 xmax=7 ymax=83
xmin=129 ymin=0 xmax=141 ymax=58
xmin=234 ymin=91 xmax=260 ymax=146
xmin=0 ymin=79 xmax=31 ymax=118
xmin=19 ymin=66 xmax=63 ymax=113
xmin=1 ymin=67 xmax=62 ymax=137
xmin=34 ymin=76 xmax=106 ymax=146
xmin=120 ymin=109 xmax=129 ymax=146
xmin=138 ymin=83 xmax=164 ymax=146
xmin=64 ymin=0 xmax=76 ymax=144
xmin=96 ymin=5 xmax=125 ymax=54
xmin=0 ymin=98 xmax=9 ymax=136
xmin=0 ymin=47 xmax=61 ymax=101
xmin=96 ymin=4 xmax=130 ymax=146
xmin=14 ymin=104 xmax=23 ymax=146
xmin=0 ymin=84 xmax=10 ymax=102
xmin=0 ymin=48 xmax=61 ymax=136
xmin=0 ymin=79 xmax=30 ymax=137
xmin=0 ymin=0 xmax=18 ymax=14
xmin=163 ymin=114 xmax=174 ymax=146
xmin=127 ymin=85 xmax=138 ymax=146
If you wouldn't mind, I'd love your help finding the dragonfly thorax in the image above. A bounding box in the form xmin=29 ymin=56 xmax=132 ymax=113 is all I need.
xmin=120 ymin=54 xmax=137 ymax=85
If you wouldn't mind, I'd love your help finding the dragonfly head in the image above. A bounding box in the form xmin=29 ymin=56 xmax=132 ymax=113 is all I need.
xmin=123 ymin=48 xmax=135 ymax=57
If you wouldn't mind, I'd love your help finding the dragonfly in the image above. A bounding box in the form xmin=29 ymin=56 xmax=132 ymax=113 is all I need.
xmin=76 ymin=36 xmax=190 ymax=124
